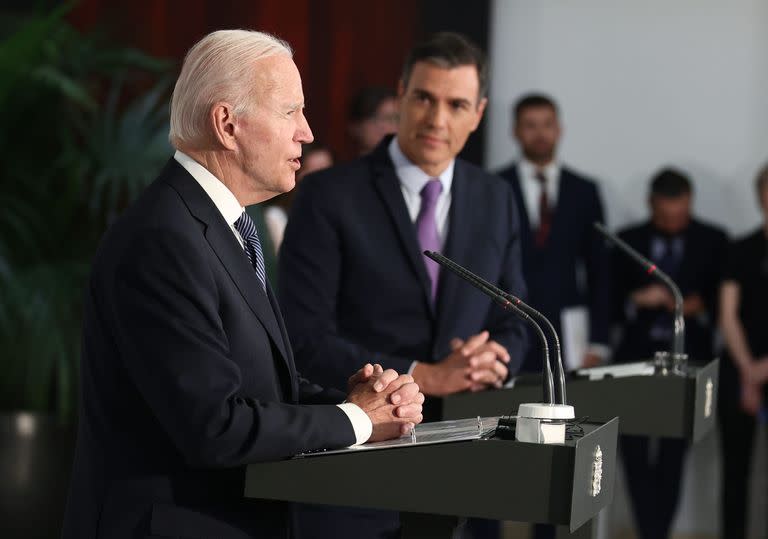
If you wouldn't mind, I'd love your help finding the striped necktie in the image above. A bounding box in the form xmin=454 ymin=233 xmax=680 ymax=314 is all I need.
xmin=234 ymin=211 xmax=267 ymax=292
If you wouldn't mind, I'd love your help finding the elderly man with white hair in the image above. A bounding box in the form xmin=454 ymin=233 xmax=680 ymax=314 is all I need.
xmin=61 ymin=29 xmax=424 ymax=539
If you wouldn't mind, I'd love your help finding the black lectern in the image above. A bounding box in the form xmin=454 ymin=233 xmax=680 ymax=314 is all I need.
xmin=244 ymin=417 xmax=619 ymax=537
xmin=441 ymin=359 xmax=718 ymax=441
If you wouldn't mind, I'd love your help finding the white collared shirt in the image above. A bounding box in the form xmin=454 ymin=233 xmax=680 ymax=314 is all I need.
xmin=173 ymin=151 xmax=372 ymax=446
xmin=174 ymin=150 xmax=246 ymax=247
xmin=388 ymin=137 xmax=453 ymax=247
xmin=517 ymin=159 xmax=560 ymax=228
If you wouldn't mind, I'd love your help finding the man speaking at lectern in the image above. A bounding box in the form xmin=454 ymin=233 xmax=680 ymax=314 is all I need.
xmin=62 ymin=30 xmax=424 ymax=539
xmin=280 ymin=32 xmax=527 ymax=538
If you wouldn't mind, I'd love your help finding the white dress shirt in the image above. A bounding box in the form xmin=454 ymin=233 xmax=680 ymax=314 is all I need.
xmin=173 ymin=151 xmax=372 ymax=445
xmin=389 ymin=137 xmax=454 ymax=247
xmin=517 ymin=159 xmax=560 ymax=228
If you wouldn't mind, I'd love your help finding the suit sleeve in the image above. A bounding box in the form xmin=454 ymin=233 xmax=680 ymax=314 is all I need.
xmin=481 ymin=184 xmax=529 ymax=376
xmin=104 ymin=228 xmax=355 ymax=468
xmin=584 ymin=183 xmax=612 ymax=346
xmin=278 ymin=178 xmax=414 ymax=391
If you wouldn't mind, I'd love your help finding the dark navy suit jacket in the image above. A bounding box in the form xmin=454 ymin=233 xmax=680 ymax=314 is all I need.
xmin=612 ymin=218 xmax=728 ymax=363
xmin=497 ymin=164 xmax=611 ymax=372
xmin=279 ymin=137 xmax=528 ymax=394
xmin=62 ymin=159 xmax=355 ymax=539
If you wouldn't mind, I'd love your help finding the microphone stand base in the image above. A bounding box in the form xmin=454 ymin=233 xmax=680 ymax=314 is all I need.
xmin=516 ymin=403 xmax=575 ymax=444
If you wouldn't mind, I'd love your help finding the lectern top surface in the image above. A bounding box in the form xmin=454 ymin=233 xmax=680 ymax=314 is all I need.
xmin=295 ymin=416 xmax=498 ymax=458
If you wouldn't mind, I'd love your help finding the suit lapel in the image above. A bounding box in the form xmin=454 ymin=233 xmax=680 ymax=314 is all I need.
xmin=548 ymin=169 xmax=573 ymax=246
xmin=266 ymin=283 xmax=299 ymax=402
xmin=161 ymin=161 xmax=292 ymax=374
xmin=507 ymin=169 xmax=532 ymax=238
xmin=435 ymin=162 xmax=471 ymax=338
xmin=369 ymin=146 xmax=434 ymax=315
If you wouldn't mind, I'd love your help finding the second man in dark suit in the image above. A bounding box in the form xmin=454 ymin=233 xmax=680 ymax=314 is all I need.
xmin=497 ymin=94 xmax=612 ymax=372
xmin=280 ymin=32 xmax=528 ymax=538
xmin=613 ymin=168 xmax=727 ymax=539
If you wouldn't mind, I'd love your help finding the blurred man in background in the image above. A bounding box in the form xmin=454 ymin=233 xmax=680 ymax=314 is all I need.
xmin=348 ymin=86 xmax=399 ymax=156
xmin=613 ymin=168 xmax=727 ymax=539
xmin=718 ymin=164 xmax=768 ymax=539
xmin=263 ymin=141 xmax=334 ymax=254
xmin=498 ymin=94 xmax=611 ymax=373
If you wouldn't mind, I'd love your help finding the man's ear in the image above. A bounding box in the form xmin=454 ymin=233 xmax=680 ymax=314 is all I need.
xmin=397 ymin=79 xmax=406 ymax=99
xmin=469 ymin=97 xmax=488 ymax=132
xmin=210 ymin=102 xmax=238 ymax=151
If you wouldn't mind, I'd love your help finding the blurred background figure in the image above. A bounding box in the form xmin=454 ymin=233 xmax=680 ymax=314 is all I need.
xmin=347 ymin=86 xmax=398 ymax=156
xmin=497 ymin=93 xmax=612 ymax=375
xmin=262 ymin=142 xmax=334 ymax=255
xmin=718 ymin=163 xmax=768 ymax=539
xmin=612 ymin=168 xmax=727 ymax=539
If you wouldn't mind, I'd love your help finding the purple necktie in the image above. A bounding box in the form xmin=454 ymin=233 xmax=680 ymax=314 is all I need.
xmin=417 ymin=179 xmax=443 ymax=301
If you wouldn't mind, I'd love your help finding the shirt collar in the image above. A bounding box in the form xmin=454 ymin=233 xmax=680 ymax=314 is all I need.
xmin=174 ymin=150 xmax=244 ymax=227
xmin=388 ymin=136 xmax=454 ymax=197
xmin=519 ymin=158 xmax=560 ymax=183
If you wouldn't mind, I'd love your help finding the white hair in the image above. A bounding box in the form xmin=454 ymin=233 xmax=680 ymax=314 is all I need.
xmin=169 ymin=29 xmax=293 ymax=149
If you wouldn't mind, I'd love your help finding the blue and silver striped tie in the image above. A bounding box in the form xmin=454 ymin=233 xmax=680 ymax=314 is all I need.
xmin=234 ymin=211 xmax=267 ymax=292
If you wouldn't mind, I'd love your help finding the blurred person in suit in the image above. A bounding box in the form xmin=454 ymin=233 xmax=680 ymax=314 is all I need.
xmin=61 ymin=29 xmax=425 ymax=539
xmin=263 ymin=142 xmax=334 ymax=254
xmin=718 ymin=163 xmax=768 ymax=539
xmin=613 ymin=168 xmax=727 ymax=539
xmin=348 ymin=86 xmax=399 ymax=156
xmin=497 ymin=94 xmax=611 ymax=375
xmin=280 ymin=32 xmax=527 ymax=539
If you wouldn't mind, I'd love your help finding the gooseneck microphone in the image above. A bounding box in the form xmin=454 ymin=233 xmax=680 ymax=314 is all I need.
xmin=593 ymin=222 xmax=685 ymax=358
xmin=424 ymin=250 xmax=563 ymax=406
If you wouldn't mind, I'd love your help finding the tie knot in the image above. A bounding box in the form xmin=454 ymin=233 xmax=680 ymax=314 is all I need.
xmin=535 ymin=170 xmax=547 ymax=184
xmin=234 ymin=211 xmax=255 ymax=237
xmin=420 ymin=179 xmax=443 ymax=203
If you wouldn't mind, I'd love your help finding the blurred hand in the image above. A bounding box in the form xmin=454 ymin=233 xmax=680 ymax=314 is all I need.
xmin=632 ymin=284 xmax=675 ymax=311
xmin=752 ymin=356 xmax=768 ymax=385
xmin=683 ymin=293 xmax=706 ymax=317
xmin=740 ymin=381 xmax=763 ymax=416
xmin=581 ymin=352 xmax=602 ymax=369
xmin=736 ymin=360 xmax=765 ymax=416
xmin=412 ymin=331 xmax=510 ymax=396
xmin=346 ymin=370 xmax=424 ymax=442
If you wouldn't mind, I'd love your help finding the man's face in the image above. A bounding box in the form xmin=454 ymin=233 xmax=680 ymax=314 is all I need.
xmin=397 ymin=62 xmax=486 ymax=176
xmin=513 ymin=105 xmax=560 ymax=165
xmin=235 ymin=55 xmax=313 ymax=199
xmin=354 ymin=97 xmax=398 ymax=154
xmin=650 ymin=194 xmax=692 ymax=235
xmin=296 ymin=148 xmax=333 ymax=182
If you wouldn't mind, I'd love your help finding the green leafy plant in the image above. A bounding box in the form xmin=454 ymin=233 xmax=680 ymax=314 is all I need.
xmin=0 ymin=6 xmax=173 ymax=421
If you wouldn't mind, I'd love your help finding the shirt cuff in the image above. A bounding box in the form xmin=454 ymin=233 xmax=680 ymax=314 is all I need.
xmin=336 ymin=403 xmax=373 ymax=445
xmin=407 ymin=361 xmax=418 ymax=376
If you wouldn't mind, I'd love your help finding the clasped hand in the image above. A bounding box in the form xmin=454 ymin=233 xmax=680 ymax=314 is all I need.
xmin=413 ymin=331 xmax=510 ymax=396
xmin=346 ymin=364 xmax=425 ymax=442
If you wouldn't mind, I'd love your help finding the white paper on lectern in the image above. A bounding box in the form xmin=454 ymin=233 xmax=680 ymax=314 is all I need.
xmin=561 ymin=306 xmax=589 ymax=371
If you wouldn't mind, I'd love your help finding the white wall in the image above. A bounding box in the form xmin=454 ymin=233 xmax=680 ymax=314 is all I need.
xmin=486 ymin=0 xmax=768 ymax=237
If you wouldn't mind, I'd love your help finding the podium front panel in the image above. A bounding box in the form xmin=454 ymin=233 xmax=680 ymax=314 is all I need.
xmin=244 ymin=418 xmax=618 ymax=530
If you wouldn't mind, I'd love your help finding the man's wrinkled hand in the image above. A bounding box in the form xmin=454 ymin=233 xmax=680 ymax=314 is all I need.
xmin=346 ymin=370 xmax=425 ymax=442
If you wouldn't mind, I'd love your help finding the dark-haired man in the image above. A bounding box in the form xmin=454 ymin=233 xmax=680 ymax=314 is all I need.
xmin=497 ymin=94 xmax=612 ymax=374
xmin=280 ymin=32 xmax=527 ymax=538
xmin=613 ymin=168 xmax=727 ymax=539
